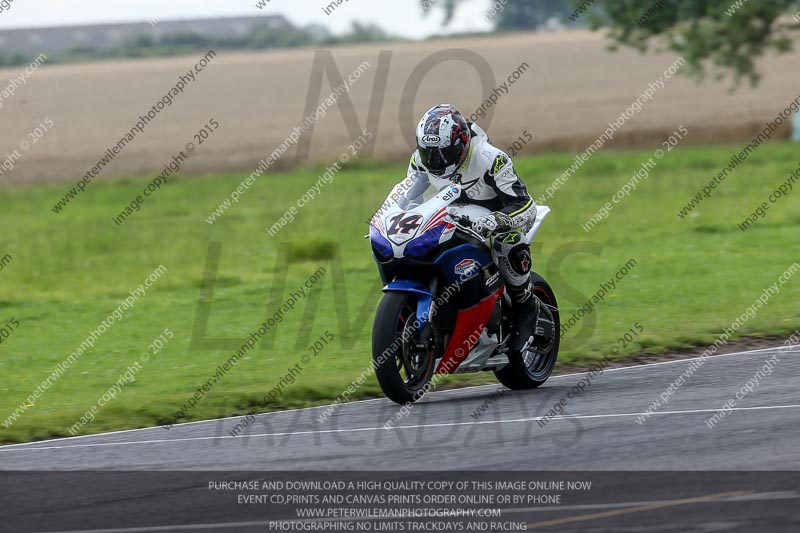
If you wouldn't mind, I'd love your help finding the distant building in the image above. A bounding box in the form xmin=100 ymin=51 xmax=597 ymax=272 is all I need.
xmin=0 ymin=15 xmax=293 ymax=55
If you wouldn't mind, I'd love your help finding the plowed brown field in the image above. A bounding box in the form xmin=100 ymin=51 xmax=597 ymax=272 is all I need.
xmin=1 ymin=29 xmax=799 ymax=184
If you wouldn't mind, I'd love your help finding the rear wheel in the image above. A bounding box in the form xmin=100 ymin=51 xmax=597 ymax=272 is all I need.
xmin=373 ymin=292 xmax=435 ymax=404
xmin=494 ymin=273 xmax=560 ymax=390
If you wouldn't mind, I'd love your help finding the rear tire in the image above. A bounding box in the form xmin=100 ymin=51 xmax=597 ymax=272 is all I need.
xmin=373 ymin=292 xmax=435 ymax=404
xmin=494 ymin=273 xmax=560 ymax=390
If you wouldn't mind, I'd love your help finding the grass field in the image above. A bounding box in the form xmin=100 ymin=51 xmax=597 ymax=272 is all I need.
xmin=1 ymin=141 xmax=799 ymax=443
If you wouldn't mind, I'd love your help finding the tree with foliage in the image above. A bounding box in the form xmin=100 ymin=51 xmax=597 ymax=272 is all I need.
xmin=421 ymin=0 xmax=800 ymax=85
xmin=422 ymin=0 xmax=586 ymax=27
xmin=588 ymin=0 xmax=800 ymax=86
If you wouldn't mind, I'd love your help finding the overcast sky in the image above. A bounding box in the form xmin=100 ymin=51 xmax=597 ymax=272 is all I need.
xmin=0 ymin=0 xmax=494 ymax=38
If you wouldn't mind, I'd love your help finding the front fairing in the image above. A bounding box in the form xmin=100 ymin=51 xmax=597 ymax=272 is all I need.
xmin=370 ymin=184 xmax=464 ymax=262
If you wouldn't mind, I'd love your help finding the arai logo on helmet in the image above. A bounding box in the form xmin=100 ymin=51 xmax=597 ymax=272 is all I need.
xmin=421 ymin=134 xmax=441 ymax=146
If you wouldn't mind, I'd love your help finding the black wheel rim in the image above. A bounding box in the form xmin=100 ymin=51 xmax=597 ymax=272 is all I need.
xmin=523 ymin=287 xmax=559 ymax=379
xmin=394 ymin=307 xmax=434 ymax=390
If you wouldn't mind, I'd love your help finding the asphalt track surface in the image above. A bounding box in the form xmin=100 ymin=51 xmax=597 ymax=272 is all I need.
xmin=1 ymin=344 xmax=799 ymax=531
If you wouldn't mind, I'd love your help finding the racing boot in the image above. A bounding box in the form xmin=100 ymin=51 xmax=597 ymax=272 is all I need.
xmin=507 ymin=281 xmax=537 ymax=353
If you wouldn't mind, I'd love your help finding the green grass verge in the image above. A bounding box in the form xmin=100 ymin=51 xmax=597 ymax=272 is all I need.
xmin=1 ymin=141 xmax=798 ymax=443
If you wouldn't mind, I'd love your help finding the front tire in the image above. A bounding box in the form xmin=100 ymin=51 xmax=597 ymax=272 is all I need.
xmin=373 ymin=292 xmax=435 ymax=404
xmin=494 ymin=273 xmax=560 ymax=390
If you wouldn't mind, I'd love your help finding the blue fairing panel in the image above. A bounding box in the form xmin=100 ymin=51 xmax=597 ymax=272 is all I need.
xmin=384 ymin=280 xmax=433 ymax=330
xmin=434 ymin=244 xmax=493 ymax=285
xmin=404 ymin=225 xmax=446 ymax=258
xmin=369 ymin=225 xmax=392 ymax=258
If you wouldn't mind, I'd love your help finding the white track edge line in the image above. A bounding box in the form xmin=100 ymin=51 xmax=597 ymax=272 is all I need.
xmin=3 ymin=404 xmax=799 ymax=452
xmin=1 ymin=344 xmax=795 ymax=450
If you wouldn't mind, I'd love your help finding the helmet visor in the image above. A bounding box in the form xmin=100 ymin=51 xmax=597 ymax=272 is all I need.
xmin=417 ymin=144 xmax=462 ymax=175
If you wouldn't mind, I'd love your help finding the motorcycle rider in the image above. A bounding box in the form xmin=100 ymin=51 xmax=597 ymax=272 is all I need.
xmin=390 ymin=104 xmax=537 ymax=352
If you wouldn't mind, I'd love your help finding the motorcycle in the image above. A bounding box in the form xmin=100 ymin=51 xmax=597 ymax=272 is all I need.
xmin=368 ymin=183 xmax=560 ymax=404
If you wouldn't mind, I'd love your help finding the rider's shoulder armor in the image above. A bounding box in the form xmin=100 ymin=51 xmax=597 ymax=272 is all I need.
xmin=456 ymin=125 xmax=516 ymax=203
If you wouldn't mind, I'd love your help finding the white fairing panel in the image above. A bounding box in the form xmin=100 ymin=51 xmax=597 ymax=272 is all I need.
xmin=378 ymin=184 xmax=464 ymax=258
xmin=526 ymin=205 xmax=550 ymax=243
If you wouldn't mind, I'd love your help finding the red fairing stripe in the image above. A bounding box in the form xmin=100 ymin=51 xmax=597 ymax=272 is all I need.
xmin=371 ymin=213 xmax=384 ymax=234
xmin=435 ymin=287 xmax=503 ymax=374
xmin=421 ymin=208 xmax=447 ymax=233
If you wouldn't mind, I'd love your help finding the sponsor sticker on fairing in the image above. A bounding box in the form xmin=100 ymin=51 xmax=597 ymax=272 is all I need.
xmin=455 ymin=258 xmax=478 ymax=277
xmin=441 ymin=185 xmax=460 ymax=202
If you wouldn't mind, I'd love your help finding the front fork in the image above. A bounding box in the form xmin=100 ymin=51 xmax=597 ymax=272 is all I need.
xmin=383 ymin=277 xmax=437 ymax=350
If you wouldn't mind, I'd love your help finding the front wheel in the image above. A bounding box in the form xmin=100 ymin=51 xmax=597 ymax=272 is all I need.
xmin=494 ymin=273 xmax=560 ymax=390
xmin=373 ymin=292 xmax=435 ymax=404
